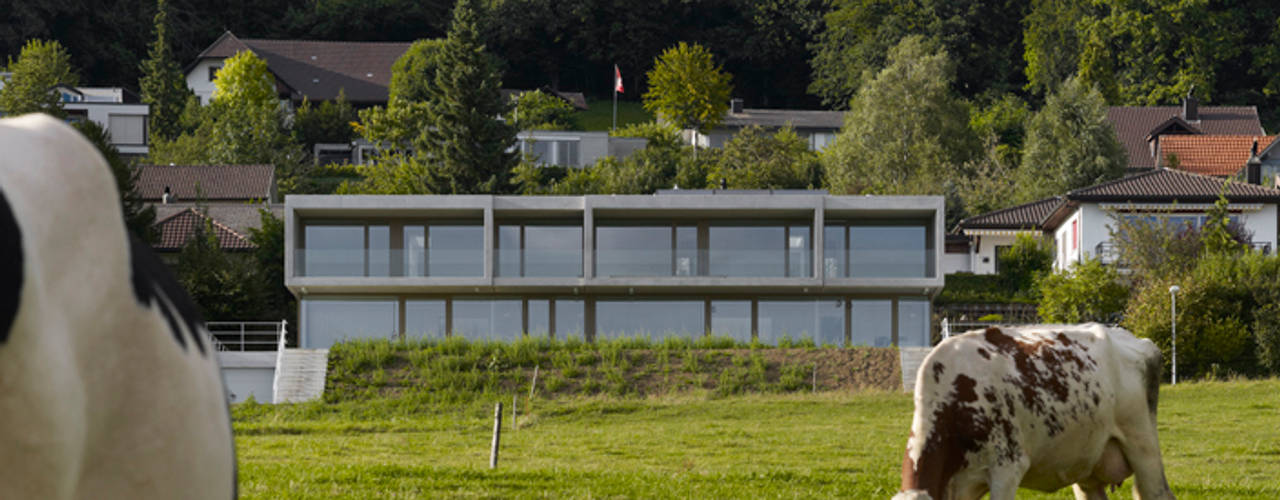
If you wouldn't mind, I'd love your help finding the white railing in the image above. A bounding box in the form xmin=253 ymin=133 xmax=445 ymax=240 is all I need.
xmin=272 ymin=320 xmax=289 ymax=404
xmin=206 ymin=321 xmax=288 ymax=352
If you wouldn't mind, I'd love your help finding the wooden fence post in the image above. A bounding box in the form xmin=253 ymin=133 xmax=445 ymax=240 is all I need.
xmin=490 ymin=402 xmax=502 ymax=469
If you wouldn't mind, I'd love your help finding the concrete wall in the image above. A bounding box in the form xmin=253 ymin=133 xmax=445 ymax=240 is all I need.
xmin=64 ymin=102 xmax=150 ymax=156
xmin=218 ymin=352 xmax=276 ymax=404
xmin=941 ymin=251 xmax=971 ymax=275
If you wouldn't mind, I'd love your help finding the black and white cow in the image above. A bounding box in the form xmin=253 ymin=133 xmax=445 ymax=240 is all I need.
xmin=0 ymin=114 xmax=236 ymax=498
xmin=895 ymin=323 xmax=1174 ymax=500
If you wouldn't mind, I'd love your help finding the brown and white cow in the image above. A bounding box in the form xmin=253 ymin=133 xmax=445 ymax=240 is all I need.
xmin=894 ymin=323 xmax=1174 ymax=500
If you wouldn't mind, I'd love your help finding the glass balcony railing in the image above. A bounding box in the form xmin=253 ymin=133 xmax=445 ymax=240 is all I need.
xmin=296 ymin=249 xmax=484 ymax=277
xmin=595 ymin=249 xmax=813 ymax=278
xmin=495 ymin=247 xmax=584 ymax=277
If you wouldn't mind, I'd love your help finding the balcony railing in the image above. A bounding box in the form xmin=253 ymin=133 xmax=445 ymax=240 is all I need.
xmin=1097 ymin=240 xmax=1272 ymax=266
xmin=207 ymin=321 xmax=287 ymax=351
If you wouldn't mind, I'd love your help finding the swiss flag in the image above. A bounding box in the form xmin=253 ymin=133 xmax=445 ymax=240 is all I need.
xmin=614 ymin=65 xmax=624 ymax=94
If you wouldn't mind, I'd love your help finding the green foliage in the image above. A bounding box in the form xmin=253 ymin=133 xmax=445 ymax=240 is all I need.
xmin=389 ymin=38 xmax=446 ymax=104
xmin=174 ymin=217 xmax=259 ymax=321
xmin=705 ymin=126 xmax=819 ymax=189
xmin=508 ymin=90 xmax=576 ymax=131
xmin=937 ymin=274 xmax=1037 ymax=305
xmin=0 ymin=39 xmax=79 ymax=117
xmin=71 ymin=120 xmax=157 ymax=243
xmin=1017 ymin=76 xmax=1125 ymax=201
xmin=821 ymin=36 xmax=975 ymax=197
xmin=421 ymin=0 xmax=518 ymax=194
xmin=1201 ymin=184 xmax=1247 ymax=255
xmin=998 ymin=233 xmax=1054 ymax=292
xmin=138 ymin=0 xmax=192 ymax=141
xmin=575 ymin=99 xmax=653 ymax=131
xmin=643 ymin=42 xmax=733 ymax=134
xmin=1037 ymin=258 xmax=1128 ymax=323
xmin=1022 ymin=0 xmax=1090 ymax=95
xmin=336 ymin=154 xmax=434 ymax=195
xmin=611 ymin=121 xmax=682 ymax=148
xmin=247 ymin=209 xmax=294 ymax=323
xmin=292 ymin=91 xmax=358 ymax=149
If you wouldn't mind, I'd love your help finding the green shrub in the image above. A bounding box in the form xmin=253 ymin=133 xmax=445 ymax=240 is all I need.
xmin=1037 ymin=258 xmax=1128 ymax=323
xmin=997 ymin=233 xmax=1053 ymax=293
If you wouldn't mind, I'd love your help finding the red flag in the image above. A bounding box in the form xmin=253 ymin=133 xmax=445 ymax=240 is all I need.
xmin=614 ymin=65 xmax=624 ymax=94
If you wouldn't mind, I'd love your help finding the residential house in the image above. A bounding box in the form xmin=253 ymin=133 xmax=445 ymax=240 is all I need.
xmin=1107 ymin=95 xmax=1264 ymax=172
xmin=681 ymin=99 xmax=844 ymax=151
xmin=1158 ymin=135 xmax=1275 ymax=177
xmin=152 ymin=208 xmax=257 ymax=263
xmin=284 ymin=191 xmax=943 ymax=349
xmin=516 ymin=130 xmax=646 ymax=168
xmin=186 ymin=31 xmax=411 ymax=106
xmin=22 ymin=83 xmax=152 ymax=157
xmin=137 ymin=164 xmax=281 ymax=253
xmin=956 ymin=168 xmax=1280 ymax=274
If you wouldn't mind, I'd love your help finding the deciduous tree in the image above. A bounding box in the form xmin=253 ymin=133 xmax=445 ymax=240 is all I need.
xmin=1017 ymin=76 xmax=1125 ymax=201
xmin=0 ymin=39 xmax=79 ymax=117
xmin=642 ymin=42 xmax=733 ymax=135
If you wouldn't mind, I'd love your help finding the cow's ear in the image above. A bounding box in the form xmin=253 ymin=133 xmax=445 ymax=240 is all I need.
xmin=0 ymin=188 xmax=23 ymax=343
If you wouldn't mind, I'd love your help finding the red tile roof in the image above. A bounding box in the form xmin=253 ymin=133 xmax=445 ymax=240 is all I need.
xmin=196 ymin=32 xmax=412 ymax=103
xmin=137 ymin=164 xmax=275 ymax=202
xmin=1159 ymin=135 xmax=1275 ymax=177
xmin=1068 ymin=167 xmax=1280 ymax=203
xmin=154 ymin=208 xmax=256 ymax=252
xmin=1107 ymin=106 xmax=1263 ymax=168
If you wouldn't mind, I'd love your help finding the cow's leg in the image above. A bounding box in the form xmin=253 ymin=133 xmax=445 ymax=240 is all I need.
xmin=1073 ymin=483 xmax=1109 ymax=500
xmin=985 ymin=460 xmax=1028 ymax=500
xmin=1119 ymin=428 xmax=1174 ymax=500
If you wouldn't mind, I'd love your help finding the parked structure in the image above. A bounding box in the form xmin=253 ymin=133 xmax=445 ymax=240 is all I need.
xmin=284 ymin=192 xmax=944 ymax=349
xmin=956 ymin=168 xmax=1280 ymax=274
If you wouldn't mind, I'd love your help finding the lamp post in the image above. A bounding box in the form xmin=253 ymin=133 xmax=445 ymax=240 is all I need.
xmin=1169 ymin=285 xmax=1180 ymax=385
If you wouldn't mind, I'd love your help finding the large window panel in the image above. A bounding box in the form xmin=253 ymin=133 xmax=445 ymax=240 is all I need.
xmin=453 ymin=299 xmax=522 ymax=341
xmin=404 ymin=226 xmax=426 ymax=277
xmin=788 ymin=225 xmax=812 ymax=277
xmin=675 ymin=226 xmax=698 ymax=276
xmin=429 ymin=225 xmax=483 ymax=277
xmin=850 ymin=299 xmax=893 ymax=347
xmin=758 ymin=299 xmax=842 ymax=346
xmin=303 ymin=299 xmax=397 ymax=348
xmin=897 ymin=298 xmax=931 ymax=347
xmin=303 ymin=225 xmax=364 ymax=276
xmin=555 ymin=299 xmax=585 ymax=340
xmin=405 ymin=299 xmax=446 ymax=339
xmin=368 ymin=225 xmax=390 ymax=277
xmin=710 ymin=300 xmax=752 ymax=343
xmin=824 ymin=225 xmax=847 ymax=278
xmin=850 ymin=223 xmax=931 ymax=278
xmin=596 ymin=300 xmax=704 ymax=340
xmin=596 ymin=226 xmax=672 ymax=276
xmin=709 ymin=226 xmax=786 ymax=277
xmin=496 ymin=225 xmax=521 ymax=277
xmin=524 ymin=226 xmax=582 ymax=277
xmin=527 ymin=299 xmax=550 ymax=337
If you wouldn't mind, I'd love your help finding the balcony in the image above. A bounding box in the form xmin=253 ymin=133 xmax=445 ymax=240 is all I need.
xmin=295 ymin=249 xmax=483 ymax=277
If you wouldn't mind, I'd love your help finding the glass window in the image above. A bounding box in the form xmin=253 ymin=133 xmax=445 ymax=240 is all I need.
xmin=303 ymin=225 xmax=364 ymax=276
xmin=850 ymin=299 xmax=892 ymax=347
xmin=824 ymin=225 xmax=846 ymax=278
xmin=555 ymin=299 xmax=585 ymax=340
xmin=404 ymin=226 xmax=426 ymax=277
xmin=453 ymin=299 xmax=522 ymax=341
xmin=496 ymin=225 xmax=521 ymax=277
xmin=303 ymin=299 xmax=397 ymax=348
xmin=528 ymin=299 xmax=550 ymax=337
xmin=429 ymin=225 xmax=483 ymax=277
xmin=524 ymin=226 xmax=582 ymax=277
xmin=898 ymin=298 xmax=931 ymax=347
xmin=675 ymin=226 xmax=698 ymax=276
xmin=788 ymin=225 xmax=811 ymax=278
xmin=710 ymin=300 xmax=752 ymax=343
xmin=368 ymin=225 xmax=390 ymax=277
xmin=405 ymin=300 xmax=446 ymax=339
xmin=758 ymin=299 xmax=842 ymax=346
xmin=596 ymin=300 xmax=704 ymax=340
xmin=850 ymin=224 xmax=930 ymax=278
xmin=709 ymin=225 xmax=786 ymax=277
xmin=596 ymin=226 xmax=672 ymax=276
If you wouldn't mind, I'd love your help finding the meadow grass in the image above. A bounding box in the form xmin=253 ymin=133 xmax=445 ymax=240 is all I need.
xmin=233 ymin=378 xmax=1280 ymax=499
xmin=575 ymin=99 xmax=653 ymax=131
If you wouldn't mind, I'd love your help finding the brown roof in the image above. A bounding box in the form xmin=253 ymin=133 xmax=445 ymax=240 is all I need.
xmin=137 ymin=164 xmax=275 ymax=202
xmin=1067 ymin=167 xmax=1280 ymax=203
xmin=1107 ymin=106 xmax=1263 ymax=169
xmin=1160 ymin=135 xmax=1275 ymax=177
xmin=154 ymin=208 xmax=255 ymax=252
xmin=958 ymin=197 xmax=1065 ymax=230
xmin=195 ymin=32 xmax=412 ymax=103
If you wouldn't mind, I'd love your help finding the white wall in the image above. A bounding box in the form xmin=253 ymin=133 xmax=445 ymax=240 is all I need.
xmin=64 ymin=102 xmax=150 ymax=155
xmin=1242 ymin=204 xmax=1278 ymax=250
xmin=186 ymin=58 xmax=224 ymax=105
xmin=969 ymin=233 xmax=1017 ymax=275
xmin=1053 ymin=209 xmax=1083 ymax=270
xmin=222 ymin=368 xmax=274 ymax=404
xmin=941 ymin=252 xmax=971 ymax=274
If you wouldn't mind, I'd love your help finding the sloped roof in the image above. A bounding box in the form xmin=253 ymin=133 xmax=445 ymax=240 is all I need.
xmin=1160 ymin=135 xmax=1275 ymax=177
xmin=1067 ymin=167 xmax=1280 ymax=203
xmin=1107 ymin=106 xmax=1263 ymax=168
xmin=958 ymin=196 xmax=1066 ymax=230
xmin=195 ymin=31 xmax=412 ymax=103
xmin=720 ymin=109 xmax=846 ymax=130
xmin=137 ymin=164 xmax=274 ymax=202
xmin=154 ymin=208 xmax=256 ymax=252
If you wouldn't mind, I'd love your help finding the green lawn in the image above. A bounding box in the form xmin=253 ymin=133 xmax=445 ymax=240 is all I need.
xmin=574 ymin=99 xmax=653 ymax=131
xmin=233 ymin=379 xmax=1280 ymax=499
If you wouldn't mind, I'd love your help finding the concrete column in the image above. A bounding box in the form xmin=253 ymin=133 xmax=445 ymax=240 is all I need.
xmin=814 ymin=201 xmax=825 ymax=282
xmin=484 ymin=198 xmax=495 ymax=284
xmin=284 ymin=201 xmax=297 ymax=279
xmin=583 ymin=199 xmax=595 ymax=279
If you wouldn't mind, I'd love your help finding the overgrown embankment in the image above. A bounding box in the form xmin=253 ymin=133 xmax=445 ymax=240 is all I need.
xmin=324 ymin=337 xmax=900 ymax=404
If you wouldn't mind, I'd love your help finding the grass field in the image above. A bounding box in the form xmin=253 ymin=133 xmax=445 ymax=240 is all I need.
xmin=575 ymin=99 xmax=652 ymax=131
xmin=233 ymin=378 xmax=1280 ymax=499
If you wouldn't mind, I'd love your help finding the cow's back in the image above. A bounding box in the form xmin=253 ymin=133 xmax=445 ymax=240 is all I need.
xmin=0 ymin=114 xmax=235 ymax=499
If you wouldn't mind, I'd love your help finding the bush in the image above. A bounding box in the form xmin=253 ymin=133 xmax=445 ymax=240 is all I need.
xmin=997 ymin=233 xmax=1053 ymax=293
xmin=1037 ymin=258 xmax=1128 ymax=323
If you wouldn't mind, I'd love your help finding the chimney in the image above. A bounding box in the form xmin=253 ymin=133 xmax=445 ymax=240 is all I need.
xmin=1182 ymin=87 xmax=1199 ymax=121
xmin=730 ymin=98 xmax=743 ymax=114
xmin=162 ymin=186 xmax=171 ymax=204
xmin=1247 ymin=153 xmax=1263 ymax=185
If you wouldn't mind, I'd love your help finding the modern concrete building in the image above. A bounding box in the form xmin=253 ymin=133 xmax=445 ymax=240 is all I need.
xmin=284 ymin=191 xmax=945 ymax=349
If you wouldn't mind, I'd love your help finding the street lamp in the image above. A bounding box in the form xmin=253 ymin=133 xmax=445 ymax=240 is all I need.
xmin=1169 ymin=285 xmax=1180 ymax=385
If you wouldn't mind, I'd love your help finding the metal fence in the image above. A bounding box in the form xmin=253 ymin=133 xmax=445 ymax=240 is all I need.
xmin=206 ymin=321 xmax=287 ymax=352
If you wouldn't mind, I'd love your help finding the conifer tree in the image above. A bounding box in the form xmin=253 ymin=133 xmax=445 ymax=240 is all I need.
xmin=421 ymin=0 xmax=517 ymax=194
xmin=139 ymin=0 xmax=192 ymax=141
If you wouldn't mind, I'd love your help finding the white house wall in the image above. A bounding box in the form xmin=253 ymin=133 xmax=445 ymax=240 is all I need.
xmin=1054 ymin=208 xmax=1084 ymax=270
xmin=1242 ymin=204 xmax=1278 ymax=250
xmin=941 ymin=252 xmax=971 ymax=274
xmin=64 ymin=102 xmax=150 ymax=155
xmin=186 ymin=59 xmax=223 ymax=105
xmin=969 ymin=233 xmax=1017 ymax=275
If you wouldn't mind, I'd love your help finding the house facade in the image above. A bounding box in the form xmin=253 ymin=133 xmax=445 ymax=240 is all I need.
xmin=284 ymin=192 xmax=944 ymax=349
xmin=681 ymin=99 xmax=844 ymax=152
xmin=1107 ymin=95 xmax=1264 ymax=172
xmin=58 ymin=85 xmax=150 ymax=156
xmin=957 ymin=169 xmax=1280 ymax=274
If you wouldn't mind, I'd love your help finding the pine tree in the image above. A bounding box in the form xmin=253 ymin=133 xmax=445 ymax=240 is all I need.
xmin=421 ymin=0 xmax=517 ymax=194
xmin=139 ymin=0 xmax=192 ymax=141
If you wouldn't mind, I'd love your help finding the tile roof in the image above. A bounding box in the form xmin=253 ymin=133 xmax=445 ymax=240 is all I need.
xmin=720 ymin=109 xmax=846 ymax=130
xmin=1107 ymin=106 xmax=1263 ymax=168
xmin=137 ymin=164 xmax=275 ymax=202
xmin=958 ymin=196 xmax=1066 ymax=230
xmin=1068 ymin=167 xmax=1280 ymax=203
xmin=153 ymin=204 xmax=283 ymax=236
xmin=196 ymin=32 xmax=412 ymax=103
xmin=154 ymin=208 xmax=256 ymax=252
xmin=1160 ymin=135 xmax=1275 ymax=177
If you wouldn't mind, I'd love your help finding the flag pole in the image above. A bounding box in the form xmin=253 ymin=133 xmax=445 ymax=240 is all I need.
xmin=612 ymin=66 xmax=618 ymax=131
